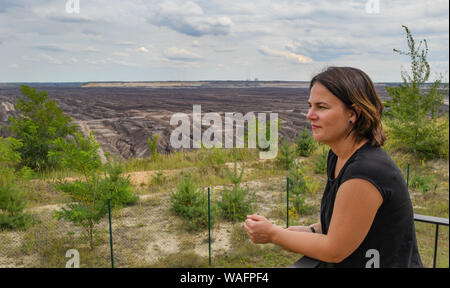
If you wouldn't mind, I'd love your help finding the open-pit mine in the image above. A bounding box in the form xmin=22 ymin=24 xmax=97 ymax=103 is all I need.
xmin=0 ymin=81 xmax=398 ymax=160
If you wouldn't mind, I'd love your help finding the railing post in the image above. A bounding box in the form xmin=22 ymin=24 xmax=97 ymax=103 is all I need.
xmin=413 ymin=214 xmax=448 ymax=268
xmin=433 ymin=224 xmax=439 ymax=268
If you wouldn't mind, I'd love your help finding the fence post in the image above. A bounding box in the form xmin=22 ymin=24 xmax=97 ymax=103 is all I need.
xmin=286 ymin=176 xmax=289 ymax=228
xmin=107 ymin=198 xmax=114 ymax=268
xmin=208 ymin=186 xmax=211 ymax=266
xmin=406 ymin=162 xmax=410 ymax=188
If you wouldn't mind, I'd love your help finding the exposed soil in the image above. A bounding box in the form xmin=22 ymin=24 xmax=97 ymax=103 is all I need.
xmin=0 ymin=81 xmax=398 ymax=160
xmin=0 ymin=164 xmax=303 ymax=267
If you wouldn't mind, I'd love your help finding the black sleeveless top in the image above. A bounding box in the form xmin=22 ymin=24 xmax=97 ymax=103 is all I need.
xmin=320 ymin=142 xmax=423 ymax=268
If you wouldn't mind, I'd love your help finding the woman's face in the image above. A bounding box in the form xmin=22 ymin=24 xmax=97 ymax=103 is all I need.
xmin=307 ymin=82 xmax=354 ymax=145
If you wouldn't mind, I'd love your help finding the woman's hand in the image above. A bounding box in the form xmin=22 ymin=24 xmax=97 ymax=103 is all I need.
xmin=244 ymin=214 xmax=280 ymax=244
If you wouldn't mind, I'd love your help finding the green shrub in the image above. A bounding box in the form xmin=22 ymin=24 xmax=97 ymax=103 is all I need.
xmin=276 ymin=139 xmax=295 ymax=170
xmin=151 ymin=169 xmax=167 ymax=187
xmin=54 ymin=163 xmax=138 ymax=248
xmin=0 ymin=184 xmax=32 ymax=230
xmin=50 ymin=130 xmax=138 ymax=208
xmin=384 ymin=26 xmax=448 ymax=160
xmin=288 ymin=165 xmax=314 ymax=215
xmin=312 ymin=146 xmax=328 ymax=174
xmin=207 ymin=147 xmax=227 ymax=166
xmin=147 ymin=134 xmax=159 ymax=160
xmin=0 ymin=137 xmax=32 ymax=230
xmin=386 ymin=115 xmax=449 ymax=160
xmin=49 ymin=131 xmax=105 ymax=249
xmin=53 ymin=197 xmax=107 ymax=250
xmin=8 ymin=85 xmax=77 ymax=171
xmin=291 ymin=194 xmax=312 ymax=216
xmin=410 ymin=174 xmax=438 ymax=195
xmin=99 ymin=162 xmax=138 ymax=207
xmin=0 ymin=137 xmax=22 ymax=167
xmin=50 ymin=131 xmax=136 ymax=248
xmin=218 ymin=185 xmax=255 ymax=222
xmin=170 ymin=175 xmax=217 ymax=231
xmin=0 ymin=137 xmax=23 ymax=185
xmin=48 ymin=131 xmax=102 ymax=181
xmin=217 ymin=151 xmax=256 ymax=221
xmin=288 ymin=165 xmax=307 ymax=194
xmin=296 ymin=127 xmax=317 ymax=157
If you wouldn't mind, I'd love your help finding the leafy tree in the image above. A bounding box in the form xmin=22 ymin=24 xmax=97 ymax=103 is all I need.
xmin=49 ymin=131 xmax=136 ymax=248
xmin=54 ymin=180 xmax=108 ymax=249
xmin=0 ymin=137 xmax=22 ymax=167
xmin=8 ymin=85 xmax=77 ymax=171
xmin=385 ymin=25 xmax=448 ymax=159
xmin=296 ymin=127 xmax=317 ymax=157
xmin=0 ymin=137 xmax=23 ymax=186
xmin=217 ymin=150 xmax=255 ymax=221
xmin=48 ymin=131 xmax=102 ymax=182
xmin=0 ymin=137 xmax=31 ymax=230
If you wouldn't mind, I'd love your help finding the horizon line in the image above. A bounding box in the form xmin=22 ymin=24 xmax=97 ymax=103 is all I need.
xmin=1 ymin=80 xmax=442 ymax=84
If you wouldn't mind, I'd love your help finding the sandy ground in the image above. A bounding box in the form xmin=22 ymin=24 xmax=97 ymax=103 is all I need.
xmin=0 ymin=165 xmax=301 ymax=268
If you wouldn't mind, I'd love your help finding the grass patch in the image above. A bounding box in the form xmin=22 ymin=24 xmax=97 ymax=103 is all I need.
xmin=212 ymin=224 xmax=300 ymax=268
xmin=1 ymin=144 xmax=447 ymax=268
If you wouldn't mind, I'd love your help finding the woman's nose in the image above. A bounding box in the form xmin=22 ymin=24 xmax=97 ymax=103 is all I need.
xmin=306 ymin=108 xmax=316 ymax=121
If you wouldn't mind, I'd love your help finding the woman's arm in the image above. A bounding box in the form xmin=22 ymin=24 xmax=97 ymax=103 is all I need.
xmin=244 ymin=178 xmax=382 ymax=263
xmin=288 ymin=222 xmax=322 ymax=234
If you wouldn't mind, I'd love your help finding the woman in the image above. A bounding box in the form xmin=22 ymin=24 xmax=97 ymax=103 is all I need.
xmin=244 ymin=67 xmax=423 ymax=268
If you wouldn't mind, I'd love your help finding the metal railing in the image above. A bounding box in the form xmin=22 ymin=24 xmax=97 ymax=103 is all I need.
xmin=291 ymin=214 xmax=449 ymax=268
xmin=413 ymin=213 xmax=449 ymax=268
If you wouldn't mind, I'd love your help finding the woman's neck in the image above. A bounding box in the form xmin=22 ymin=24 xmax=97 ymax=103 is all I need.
xmin=328 ymin=137 xmax=368 ymax=161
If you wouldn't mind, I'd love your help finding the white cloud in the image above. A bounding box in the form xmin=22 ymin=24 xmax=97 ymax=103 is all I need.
xmin=112 ymin=52 xmax=130 ymax=57
xmin=22 ymin=55 xmax=40 ymax=62
xmin=0 ymin=0 xmax=447 ymax=82
xmin=39 ymin=53 xmax=63 ymax=65
xmin=258 ymin=45 xmax=313 ymax=64
xmin=149 ymin=1 xmax=233 ymax=37
xmin=164 ymin=47 xmax=201 ymax=62
xmin=138 ymin=47 xmax=149 ymax=53
xmin=84 ymin=57 xmax=140 ymax=67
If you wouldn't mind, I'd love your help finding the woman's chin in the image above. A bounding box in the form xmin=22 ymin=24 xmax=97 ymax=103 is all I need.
xmin=312 ymin=134 xmax=327 ymax=145
xmin=312 ymin=133 xmax=321 ymax=142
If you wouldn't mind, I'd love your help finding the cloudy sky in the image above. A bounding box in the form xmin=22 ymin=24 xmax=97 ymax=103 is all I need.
xmin=0 ymin=0 xmax=448 ymax=82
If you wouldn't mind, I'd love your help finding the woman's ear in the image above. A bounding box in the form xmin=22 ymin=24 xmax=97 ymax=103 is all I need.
xmin=350 ymin=105 xmax=361 ymax=123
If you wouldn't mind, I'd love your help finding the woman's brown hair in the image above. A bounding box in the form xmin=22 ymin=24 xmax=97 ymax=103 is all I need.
xmin=309 ymin=67 xmax=386 ymax=146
